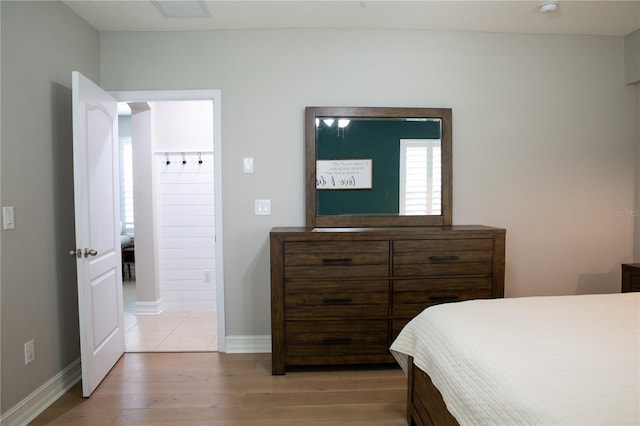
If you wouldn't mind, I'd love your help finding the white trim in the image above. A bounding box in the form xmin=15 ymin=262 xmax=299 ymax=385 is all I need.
xmin=0 ymin=359 xmax=81 ymax=426
xmin=225 ymin=335 xmax=272 ymax=354
xmin=111 ymin=89 xmax=226 ymax=352
xmin=110 ymin=90 xmax=219 ymax=102
xmin=212 ymin=91 xmax=226 ymax=352
xmin=135 ymin=299 xmax=164 ymax=315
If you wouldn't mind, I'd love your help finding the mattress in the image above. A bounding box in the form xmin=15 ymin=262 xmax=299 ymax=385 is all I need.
xmin=390 ymin=293 xmax=640 ymax=425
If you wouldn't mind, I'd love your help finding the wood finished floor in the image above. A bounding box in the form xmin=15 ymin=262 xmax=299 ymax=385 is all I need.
xmin=29 ymin=352 xmax=408 ymax=425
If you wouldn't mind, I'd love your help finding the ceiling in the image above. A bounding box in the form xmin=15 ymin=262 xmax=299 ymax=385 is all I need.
xmin=63 ymin=1 xmax=640 ymax=37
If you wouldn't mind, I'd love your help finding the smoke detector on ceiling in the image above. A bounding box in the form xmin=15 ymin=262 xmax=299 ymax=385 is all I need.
xmin=538 ymin=1 xmax=559 ymax=14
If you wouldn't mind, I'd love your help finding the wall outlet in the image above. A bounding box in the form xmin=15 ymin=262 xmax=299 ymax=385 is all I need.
xmin=24 ymin=339 xmax=35 ymax=365
xmin=203 ymin=270 xmax=213 ymax=283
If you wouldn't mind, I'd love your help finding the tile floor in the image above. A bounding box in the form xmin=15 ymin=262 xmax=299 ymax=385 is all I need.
xmin=123 ymin=280 xmax=218 ymax=352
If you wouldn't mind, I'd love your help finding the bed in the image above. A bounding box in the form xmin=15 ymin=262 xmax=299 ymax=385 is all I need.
xmin=390 ymin=292 xmax=640 ymax=426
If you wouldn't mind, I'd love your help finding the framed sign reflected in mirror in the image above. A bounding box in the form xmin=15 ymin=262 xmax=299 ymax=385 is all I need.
xmin=305 ymin=106 xmax=452 ymax=228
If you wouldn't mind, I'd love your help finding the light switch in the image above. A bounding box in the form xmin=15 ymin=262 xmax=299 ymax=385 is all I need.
xmin=3 ymin=206 xmax=15 ymax=230
xmin=243 ymin=157 xmax=254 ymax=173
xmin=255 ymin=199 xmax=271 ymax=215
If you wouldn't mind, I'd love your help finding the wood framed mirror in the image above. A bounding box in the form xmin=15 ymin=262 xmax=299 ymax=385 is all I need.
xmin=305 ymin=106 xmax=452 ymax=228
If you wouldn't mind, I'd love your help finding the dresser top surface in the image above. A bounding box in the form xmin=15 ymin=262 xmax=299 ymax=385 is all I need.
xmin=271 ymin=225 xmax=505 ymax=239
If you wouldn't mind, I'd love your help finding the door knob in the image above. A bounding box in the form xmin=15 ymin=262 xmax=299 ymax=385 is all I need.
xmin=84 ymin=248 xmax=98 ymax=257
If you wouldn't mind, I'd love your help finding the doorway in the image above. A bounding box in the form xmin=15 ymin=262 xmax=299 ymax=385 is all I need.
xmin=114 ymin=90 xmax=225 ymax=353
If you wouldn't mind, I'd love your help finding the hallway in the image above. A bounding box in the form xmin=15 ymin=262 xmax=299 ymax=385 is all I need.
xmin=123 ymin=280 xmax=218 ymax=352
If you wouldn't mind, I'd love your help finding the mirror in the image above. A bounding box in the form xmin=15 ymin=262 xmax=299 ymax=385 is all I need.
xmin=305 ymin=106 xmax=452 ymax=228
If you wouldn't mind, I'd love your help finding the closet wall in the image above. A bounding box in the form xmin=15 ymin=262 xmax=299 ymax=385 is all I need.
xmin=152 ymin=101 xmax=216 ymax=311
xmin=156 ymin=151 xmax=215 ymax=310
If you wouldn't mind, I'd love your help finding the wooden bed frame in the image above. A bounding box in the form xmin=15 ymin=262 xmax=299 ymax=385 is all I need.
xmin=406 ymin=356 xmax=459 ymax=426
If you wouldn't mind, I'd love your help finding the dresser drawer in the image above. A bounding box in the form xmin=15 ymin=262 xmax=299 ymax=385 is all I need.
xmin=285 ymin=280 xmax=388 ymax=318
xmin=393 ymin=239 xmax=493 ymax=277
xmin=284 ymin=241 xmax=389 ymax=278
xmin=285 ymin=319 xmax=390 ymax=360
xmin=270 ymin=227 xmax=505 ymax=374
xmin=392 ymin=319 xmax=412 ymax=340
xmin=392 ymin=277 xmax=493 ymax=317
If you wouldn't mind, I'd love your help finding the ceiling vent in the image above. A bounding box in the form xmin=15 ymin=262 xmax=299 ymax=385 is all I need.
xmin=153 ymin=1 xmax=211 ymax=18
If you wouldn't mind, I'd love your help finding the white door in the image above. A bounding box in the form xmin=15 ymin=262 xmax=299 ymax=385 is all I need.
xmin=72 ymin=71 xmax=125 ymax=397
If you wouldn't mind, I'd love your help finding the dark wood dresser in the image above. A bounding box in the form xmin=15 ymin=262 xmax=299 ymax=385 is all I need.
xmin=622 ymin=263 xmax=640 ymax=293
xmin=270 ymin=225 xmax=506 ymax=374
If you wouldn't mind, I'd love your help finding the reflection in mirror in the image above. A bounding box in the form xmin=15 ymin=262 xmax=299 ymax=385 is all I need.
xmin=305 ymin=107 xmax=452 ymax=228
xmin=316 ymin=117 xmax=442 ymax=216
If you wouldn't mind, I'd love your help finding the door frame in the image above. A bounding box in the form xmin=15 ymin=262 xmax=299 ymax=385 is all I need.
xmin=111 ymin=89 xmax=226 ymax=352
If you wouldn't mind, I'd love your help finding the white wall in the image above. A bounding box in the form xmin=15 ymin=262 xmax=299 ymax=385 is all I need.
xmin=127 ymin=100 xmax=218 ymax=314
xmin=129 ymin=103 xmax=161 ymax=311
xmin=153 ymin=101 xmax=214 ymax=152
xmin=156 ymin=153 xmax=216 ymax=310
xmin=1 ymin=0 xmax=100 ymax=415
xmin=0 ymin=2 xmax=4 ymax=414
xmin=625 ymin=30 xmax=640 ymax=84
xmin=628 ymin=30 xmax=640 ymax=260
xmin=100 ymin=29 xmax=636 ymax=339
xmin=636 ymin=85 xmax=640 ymax=262
xmin=152 ymin=101 xmax=216 ymax=311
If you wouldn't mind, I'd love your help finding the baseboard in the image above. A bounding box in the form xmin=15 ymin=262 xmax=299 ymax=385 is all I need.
xmin=135 ymin=299 xmax=163 ymax=315
xmin=0 ymin=358 xmax=81 ymax=426
xmin=225 ymin=335 xmax=271 ymax=353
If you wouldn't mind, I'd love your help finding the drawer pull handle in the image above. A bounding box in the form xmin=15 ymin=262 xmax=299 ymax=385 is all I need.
xmin=322 ymin=337 xmax=353 ymax=344
xmin=430 ymin=295 xmax=459 ymax=302
xmin=322 ymin=258 xmax=353 ymax=263
xmin=429 ymin=255 xmax=459 ymax=261
xmin=322 ymin=297 xmax=353 ymax=305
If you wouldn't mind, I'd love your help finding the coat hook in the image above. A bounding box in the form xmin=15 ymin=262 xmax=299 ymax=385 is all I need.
xmin=198 ymin=152 xmax=203 ymax=164
xmin=165 ymin=152 xmax=170 ymax=165
xmin=181 ymin=152 xmax=187 ymax=165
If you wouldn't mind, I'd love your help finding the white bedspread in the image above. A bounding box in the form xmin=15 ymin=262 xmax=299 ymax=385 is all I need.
xmin=390 ymin=293 xmax=640 ymax=425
